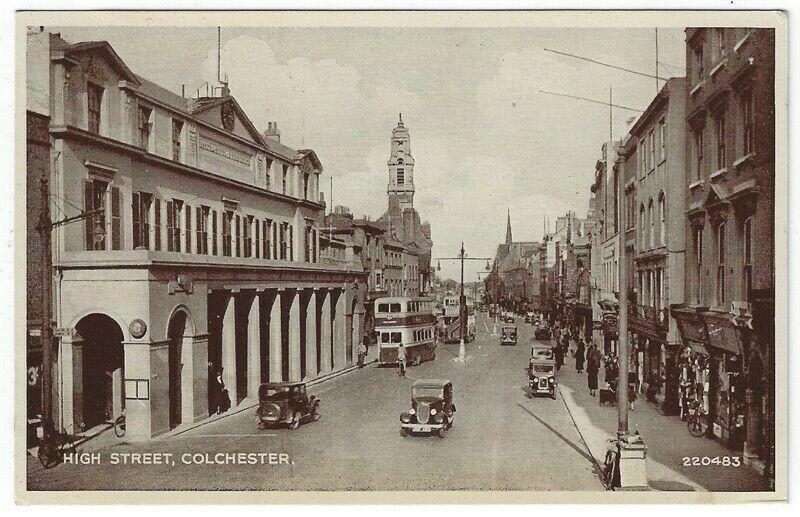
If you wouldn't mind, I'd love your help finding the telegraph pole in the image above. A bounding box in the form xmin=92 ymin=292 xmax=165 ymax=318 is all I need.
xmin=436 ymin=243 xmax=491 ymax=362
xmin=36 ymin=163 xmax=105 ymax=468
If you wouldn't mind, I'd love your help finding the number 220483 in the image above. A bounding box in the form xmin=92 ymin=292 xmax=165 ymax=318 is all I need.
xmin=682 ymin=456 xmax=741 ymax=467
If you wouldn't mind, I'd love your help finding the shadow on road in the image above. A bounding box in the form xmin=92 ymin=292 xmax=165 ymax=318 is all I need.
xmin=516 ymin=402 xmax=605 ymax=483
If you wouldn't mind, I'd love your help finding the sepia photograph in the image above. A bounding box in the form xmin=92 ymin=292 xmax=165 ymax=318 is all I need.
xmin=14 ymin=8 xmax=788 ymax=503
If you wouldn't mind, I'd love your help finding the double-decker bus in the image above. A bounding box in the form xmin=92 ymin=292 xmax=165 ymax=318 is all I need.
xmin=375 ymin=297 xmax=437 ymax=366
xmin=439 ymin=295 xmax=476 ymax=343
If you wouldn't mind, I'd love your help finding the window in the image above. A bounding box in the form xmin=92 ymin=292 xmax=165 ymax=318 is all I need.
xmin=282 ymin=164 xmax=289 ymax=194
xmin=693 ymin=45 xmax=704 ymax=84
xmin=694 ymin=128 xmax=705 ymax=180
xmin=154 ymin=198 xmax=161 ymax=250
xmin=716 ymin=222 xmax=726 ymax=306
xmin=715 ymin=111 xmax=727 ymax=169
xmin=195 ymin=206 xmax=209 ymax=254
xmin=264 ymin=219 xmax=272 ymax=259
xmin=137 ymin=105 xmax=152 ymax=149
xmin=647 ymin=199 xmax=654 ymax=249
xmin=741 ymin=90 xmax=754 ymax=156
xmin=279 ymin=223 xmax=286 ymax=260
xmin=87 ymin=83 xmax=104 ymax=134
xmin=172 ymin=119 xmax=183 ymax=161
xmin=243 ymin=216 xmax=252 ymax=258
xmin=222 ymin=211 xmax=233 ymax=257
xmin=658 ymin=194 xmax=666 ymax=247
xmin=235 ymin=215 xmax=241 ymax=257
xmin=132 ymin=191 xmax=152 ymax=250
xmin=166 ymin=199 xmax=183 ymax=252
xmin=648 ymin=130 xmax=656 ymax=171
xmin=658 ymin=118 xmax=666 ymax=162
xmin=211 ymin=210 xmax=218 ymax=255
xmin=303 ymin=173 xmax=310 ymax=200
xmin=289 ymin=225 xmax=294 ymax=261
xmin=185 ymin=205 xmax=192 ymax=253
xmin=264 ymin=158 xmax=272 ymax=190
xmin=742 ymin=217 xmax=753 ymax=302
xmin=638 ymin=140 xmax=646 ymax=178
xmin=84 ymin=178 xmax=108 ymax=250
xmin=272 ymin=223 xmax=278 ymax=259
xmin=694 ymin=227 xmax=704 ymax=304
xmin=397 ymin=168 xmax=405 ymax=185
xmin=254 ymin=219 xmax=260 ymax=259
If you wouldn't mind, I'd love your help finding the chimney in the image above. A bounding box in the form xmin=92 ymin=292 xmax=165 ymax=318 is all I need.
xmin=264 ymin=121 xmax=281 ymax=142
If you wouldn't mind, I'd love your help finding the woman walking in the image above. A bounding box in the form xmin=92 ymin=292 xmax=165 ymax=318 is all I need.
xmin=575 ymin=339 xmax=586 ymax=374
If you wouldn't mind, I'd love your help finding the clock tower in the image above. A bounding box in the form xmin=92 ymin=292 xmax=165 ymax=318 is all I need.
xmin=387 ymin=113 xmax=415 ymax=212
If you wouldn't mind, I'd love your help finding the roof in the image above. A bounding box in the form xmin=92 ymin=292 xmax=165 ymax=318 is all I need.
xmin=191 ymin=95 xmax=267 ymax=148
xmin=412 ymin=379 xmax=452 ymax=388
xmin=56 ymin=41 xmax=140 ymax=85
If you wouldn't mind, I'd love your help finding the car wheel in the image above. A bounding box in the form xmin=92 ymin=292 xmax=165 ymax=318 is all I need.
xmin=311 ymin=407 xmax=321 ymax=422
xmin=400 ymin=427 xmax=409 ymax=437
xmin=289 ymin=411 xmax=301 ymax=430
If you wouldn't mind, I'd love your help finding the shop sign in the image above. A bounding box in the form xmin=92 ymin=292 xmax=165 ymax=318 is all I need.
xmin=707 ymin=317 xmax=742 ymax=355
xmin=674 ymin=312 xmax=708 ymax=344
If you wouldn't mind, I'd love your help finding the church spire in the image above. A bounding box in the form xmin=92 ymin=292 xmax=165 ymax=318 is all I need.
xmin=505 ymin=209 xmax=513 ymax=245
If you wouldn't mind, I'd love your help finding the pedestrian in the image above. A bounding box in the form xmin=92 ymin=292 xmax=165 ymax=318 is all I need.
xmin=357 ymin=337 xmax=367 ymax=369
xmin=575 ymin=339 xmax=585 ymax=374
xmin=587 ymin=345 xmax=600 ymax=396
xmin=397 ymin=343 xmax=406 ymax=377
xmin=553 ymin=342 xmax=564 ymax=371
xmin=628 ymin=367 xmax=638 ymax=411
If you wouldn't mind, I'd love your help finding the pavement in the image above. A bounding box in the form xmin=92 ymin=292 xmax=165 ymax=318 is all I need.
xmin=27 ymin=313 xmax=601 ymax=491
xmin=553 ymin=331 xmax=771 ymax=492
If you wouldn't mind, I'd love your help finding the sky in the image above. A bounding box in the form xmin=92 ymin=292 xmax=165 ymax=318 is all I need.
xmin=50 ymin=25 xmax=686 ymax=281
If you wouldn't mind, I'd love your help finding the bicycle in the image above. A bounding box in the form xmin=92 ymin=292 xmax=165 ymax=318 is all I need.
xmin=686 ymin=400 xmax=707 ymax=438
xmin=602 ymin=441 xmax=620 ymax=490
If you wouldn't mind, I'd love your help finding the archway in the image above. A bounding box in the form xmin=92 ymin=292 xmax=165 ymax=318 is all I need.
xmin=74 ymin=313 xmax=125 ymax=430
xmin=167 ymin=308 xmax=192 ymax=429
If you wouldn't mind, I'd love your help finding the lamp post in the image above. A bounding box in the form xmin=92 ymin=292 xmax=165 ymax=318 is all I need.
xmin=436 ymin=242 xmax=491 ymax=362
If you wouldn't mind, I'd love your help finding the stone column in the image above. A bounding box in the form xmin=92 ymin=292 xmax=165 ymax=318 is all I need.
xmin=269 ymin=291 xmax=283 ymax=382
xmin=319 ymin=290 xmax=332 ymax=374
xmin=182 ymin=334 xmax=208 ymax=423
xmin=288 ymin=290 xmax=302 ymax=381
xmin=247 ymin=294 xmax=261 ymax=400
xmin=57 ymin=331 xmax=83 ymax=435
xmin=304 ymin=290 xmax=318 ymax=380
xmin=221 ymin=293 xmax=237 ymax=408
xmin=334 ymin=289 xmax=347 ymax=369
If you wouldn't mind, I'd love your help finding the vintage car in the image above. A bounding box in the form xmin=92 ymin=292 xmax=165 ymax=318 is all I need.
xmin=534 ymin=326 xmax=552 ymax=341
xmin=526 ymin=346 xmax=557 ymax=399
xmin=400 ymin=379 xmax=456 ymax=438
xmin=257 ymin=382 xmax=320 ymax=430
xmin=502 ymin=313 xmax=515 ymax=323
xmin=500 ymin=325 xmax=518 ymax=346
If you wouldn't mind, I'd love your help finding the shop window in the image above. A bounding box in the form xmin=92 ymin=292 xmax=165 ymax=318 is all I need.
xmin=716 ymin=222 xmax=726 ymax=306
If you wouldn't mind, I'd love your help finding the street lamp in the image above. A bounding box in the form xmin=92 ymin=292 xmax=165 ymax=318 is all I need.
xmin=436 ymin=242 xmax=492 ymax=362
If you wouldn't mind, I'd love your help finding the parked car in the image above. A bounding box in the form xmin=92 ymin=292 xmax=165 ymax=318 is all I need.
xmin=400 ymin=379 xmax=456 ymax=438
xmin=257 ymin=382 xmax=320 ymax=430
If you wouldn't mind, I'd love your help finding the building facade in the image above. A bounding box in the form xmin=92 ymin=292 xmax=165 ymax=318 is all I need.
xmin=27 ymin=31 xmax=367 ymax=441
xmin=673 ymin=27 xmax=775 ymax=480
xmin=624 ymin=77 xmax=687 ymax=414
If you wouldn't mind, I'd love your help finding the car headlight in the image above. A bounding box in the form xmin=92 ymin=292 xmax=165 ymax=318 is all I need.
xmin=532 ymin=377 xmax=538 ymax=383
xmin=401 ymin=413 xmax=411 ymax=423
xmin=549 ymin=377 xmax=555 ymax=384
xmin=430 ymin=408 xmax=437 ymax=416
xmin=409 ymin=408 xmax=416 ymax=415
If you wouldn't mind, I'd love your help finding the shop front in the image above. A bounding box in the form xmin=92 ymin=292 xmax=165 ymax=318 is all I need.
xmin=629 ymin=305 xmax=679 ymax=415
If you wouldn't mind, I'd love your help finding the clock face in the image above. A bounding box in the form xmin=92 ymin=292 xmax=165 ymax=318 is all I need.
xmin=221 ymin=102 xmax=235 ymax=132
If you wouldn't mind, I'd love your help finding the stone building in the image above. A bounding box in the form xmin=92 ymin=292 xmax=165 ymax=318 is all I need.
xmin=622 ymin=76 xmax=687 ymax=414
xmin=672 ymin=28 xmax=775 ymax=481
xmin=26 ymin=30 xmax=367 ymax=441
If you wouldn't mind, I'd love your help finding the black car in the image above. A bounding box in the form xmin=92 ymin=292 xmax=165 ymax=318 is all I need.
xmin=400 ymin=379 xmax=456 ymax=438
xmin=257 ymin=382 xmax=320 ymax=430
